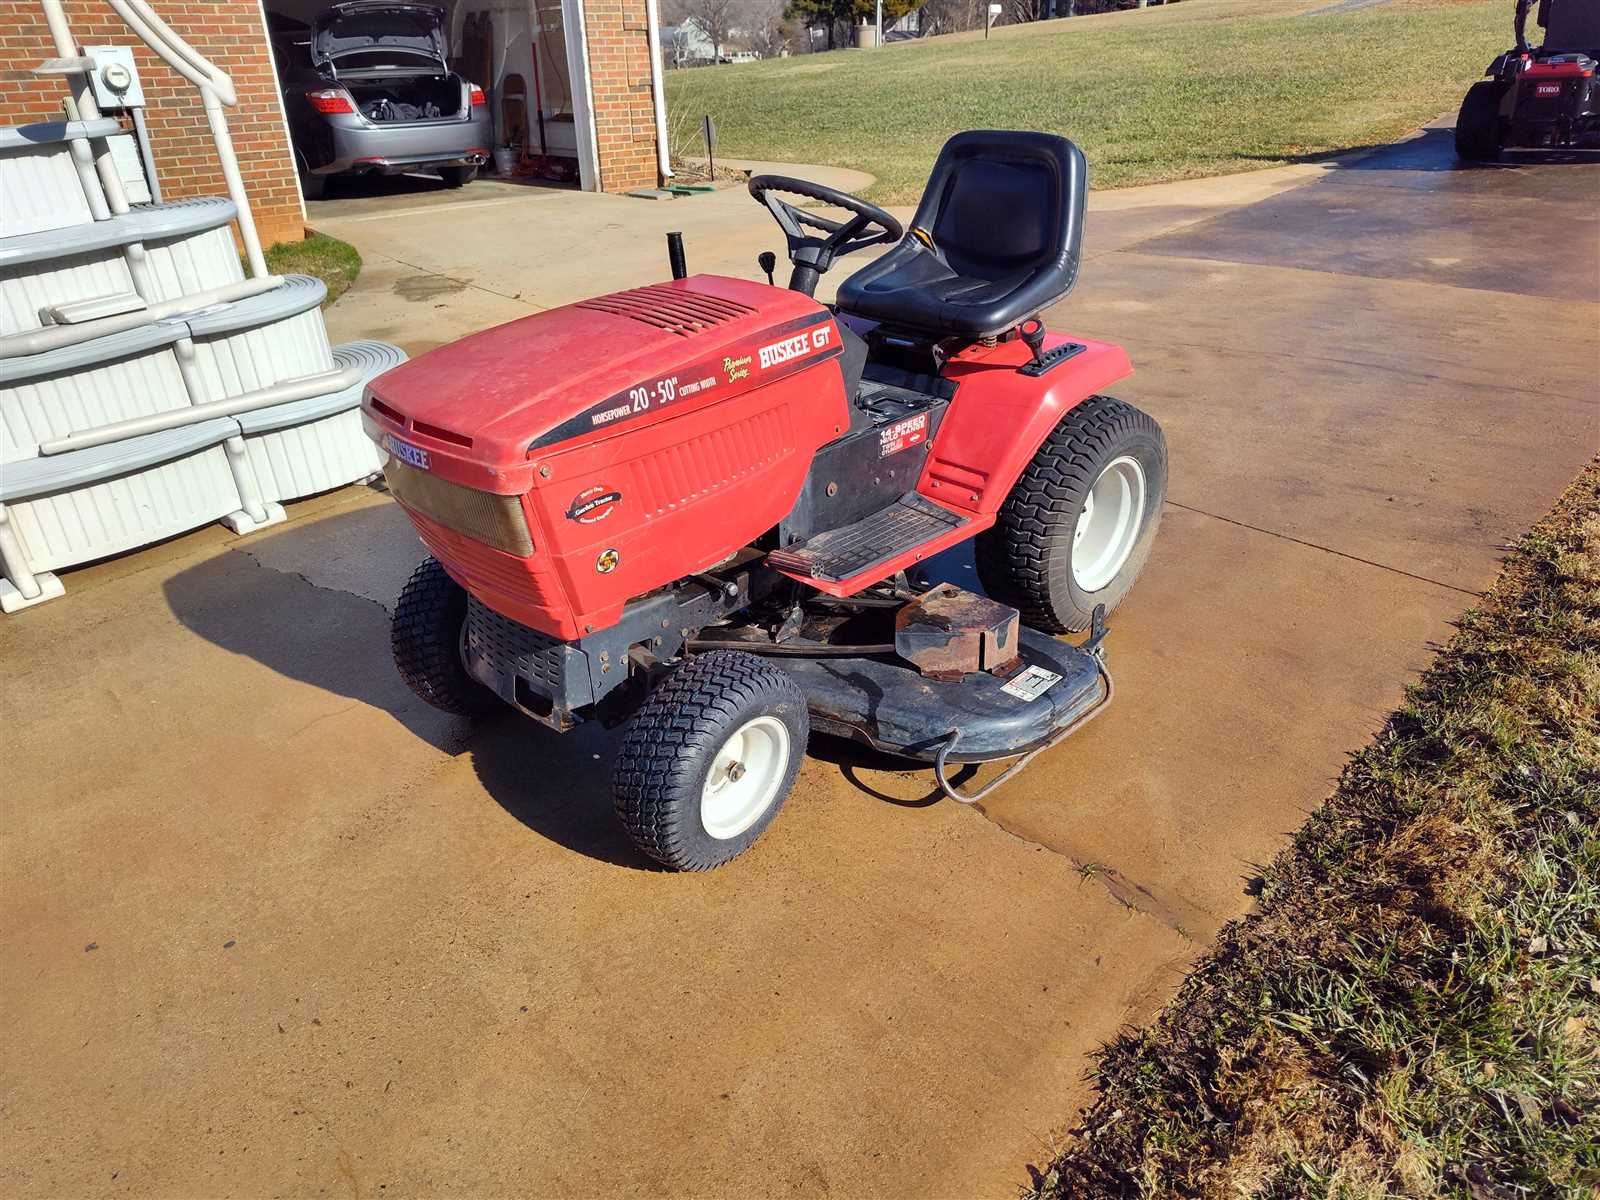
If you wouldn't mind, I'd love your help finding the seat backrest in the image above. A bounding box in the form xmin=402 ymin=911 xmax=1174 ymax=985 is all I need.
xmin=912 ymin=130 xmax=1086 ymax=292
xmin=1543 ymin=0 xmax=1600 ymax=51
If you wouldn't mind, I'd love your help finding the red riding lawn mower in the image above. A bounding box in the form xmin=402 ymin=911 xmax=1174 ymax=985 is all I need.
xmin=1456 ymin=0 xmax=1600 ymax=161
xmin=362 ymin=131 xmax=1168 ymax=870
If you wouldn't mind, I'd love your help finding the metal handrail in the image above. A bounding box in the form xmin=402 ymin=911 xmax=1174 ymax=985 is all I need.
xmin=41 ymin=0 xmax=268 ymax=277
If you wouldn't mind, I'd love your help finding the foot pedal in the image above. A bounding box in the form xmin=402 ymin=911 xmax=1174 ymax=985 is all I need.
xmin=768 ymin=492 xmax=968 ymax=584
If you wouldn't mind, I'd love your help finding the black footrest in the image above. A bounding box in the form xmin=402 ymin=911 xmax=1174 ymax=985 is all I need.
xmin=768 ymin=493 xmax=968 ymax=583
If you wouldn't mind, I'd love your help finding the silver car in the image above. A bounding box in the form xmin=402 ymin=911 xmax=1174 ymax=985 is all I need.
xmin=273 ymin=2 xmax=492 ymax=197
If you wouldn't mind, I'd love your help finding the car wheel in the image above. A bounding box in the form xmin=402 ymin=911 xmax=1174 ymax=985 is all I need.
xmin=392 ymin=557 xmax=499 ymax=716
xmin=440 ymin=165 xmax=477 ymax=188
xmin=976 ymin=395 xmax=1167 ymax=634
xmin=613 ymin=651 xmax=808 ymax=871
xmin=298 ymin=167 xmax=328 ymax=201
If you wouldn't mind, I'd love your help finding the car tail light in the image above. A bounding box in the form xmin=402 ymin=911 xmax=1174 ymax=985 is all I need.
xmin=384 ymin=458 xmax=534 ymax=557
xmin=470 ymin=86 xmax=486 ymax=107
xmin=306 ymin=88 xmax=355 ymax=114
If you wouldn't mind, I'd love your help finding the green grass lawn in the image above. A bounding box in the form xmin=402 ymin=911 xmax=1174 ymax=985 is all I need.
xmin=666 ymin=0 xmax=1510 ymax=201
xmin=262 ymin=232 xmax=362 ymax=308
xmin=1029 ymin=461 xmax=1600 ymax=1196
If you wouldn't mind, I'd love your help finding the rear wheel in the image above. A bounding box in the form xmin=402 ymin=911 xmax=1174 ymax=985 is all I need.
xmin=976 ymin=395 xmax=1167 ymax=634
xmin=613 ymin=651 xmax=808 ymax=871
xmin=392 ymin=557 xmax=499 ymax=716
xmin=1456 ymin=81 xmax=1505 ymax=163
xmin=440 ymin=165 xmax=477 ymax=188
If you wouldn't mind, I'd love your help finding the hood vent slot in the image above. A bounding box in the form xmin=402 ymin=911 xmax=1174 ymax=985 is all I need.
xmin=577 ymin=285 xmax=756 ymax=337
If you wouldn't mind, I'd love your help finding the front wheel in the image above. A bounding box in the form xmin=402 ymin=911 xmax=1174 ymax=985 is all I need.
xmin=1455 ymin=81 xmax=1505 ymax=163
xmin=440 ymin=165 xmax=478 ymax=188
xmin=613 ymin=651 xmax=808 ymax=871
xmin=976 ymin=395 xmax=1167 ymax=634
xmin=392 ymin=557 xmax=499 ymax=716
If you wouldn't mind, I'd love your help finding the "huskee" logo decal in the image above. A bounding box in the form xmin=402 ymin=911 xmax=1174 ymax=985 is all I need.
xmin=758 ymin=323 xmax=833 ymax=370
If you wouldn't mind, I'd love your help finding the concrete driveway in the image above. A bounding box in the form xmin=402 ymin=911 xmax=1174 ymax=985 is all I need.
xmin=3 ymin=126 xmax=1596 ymax=1198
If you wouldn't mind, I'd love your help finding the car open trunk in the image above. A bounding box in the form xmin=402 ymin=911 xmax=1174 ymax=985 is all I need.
xmin=343 ymin=75 xmax=464 ymax=122
xmin=314 ymin=1 xmax=465 ymax=121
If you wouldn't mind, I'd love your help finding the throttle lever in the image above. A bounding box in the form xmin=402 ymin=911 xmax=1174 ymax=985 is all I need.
xmin=1018 ymin=316 xmax=1048 ymax=368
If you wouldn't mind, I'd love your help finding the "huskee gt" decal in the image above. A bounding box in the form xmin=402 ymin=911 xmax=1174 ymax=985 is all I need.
xmin=758 ymin=323 xmax=832 ymax=370
xmin=878 ymin=412 xmax=929 ymax=458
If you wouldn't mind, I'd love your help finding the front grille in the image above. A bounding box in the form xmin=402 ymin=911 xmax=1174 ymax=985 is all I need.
xmin=576 ymin=285 xmax=756 ymax=337
xmin=384 ymin=458 xmax=533 ymax=557
xmin=464 ymin=596 xmax=573 ymax=690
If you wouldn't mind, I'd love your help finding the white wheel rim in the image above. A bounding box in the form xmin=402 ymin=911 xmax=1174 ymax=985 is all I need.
xmin=1072 ymin=455 xmax=1146 ymax=593
xmin=700 ymin=716 xmax=791 ymax=840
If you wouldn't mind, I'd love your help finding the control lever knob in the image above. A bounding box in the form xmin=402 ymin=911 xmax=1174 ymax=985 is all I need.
xmin=758 ymin=251 xmax=777 ymax=286
xmin=1019 ymin=316 xmax=1047 ymax=367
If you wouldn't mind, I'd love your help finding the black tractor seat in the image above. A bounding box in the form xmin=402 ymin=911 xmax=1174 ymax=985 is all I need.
xmin=836 ymin=130 xmax=1087 ymax=340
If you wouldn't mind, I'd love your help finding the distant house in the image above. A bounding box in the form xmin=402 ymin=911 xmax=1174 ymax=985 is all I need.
xmin=885 ymin=9 xmax=920 ymax=40
xmin=662 ymin=16 xmax=765 ymax=66
xmin=663 ymin=18 xmax=716 ymax=66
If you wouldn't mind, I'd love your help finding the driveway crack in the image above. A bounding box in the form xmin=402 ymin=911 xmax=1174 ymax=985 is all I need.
xmin=1164 ymin=500 xmax=1482 ymax=596
xmin=963 ymin=802 xmax=1210 ymax=942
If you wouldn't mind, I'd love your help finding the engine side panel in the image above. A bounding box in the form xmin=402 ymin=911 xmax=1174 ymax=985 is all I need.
xmin=524 ymin=348 xmax=849 ymax=638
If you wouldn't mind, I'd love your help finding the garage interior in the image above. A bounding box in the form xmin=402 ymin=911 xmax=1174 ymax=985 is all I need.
xmin=265 ymin=0 xmax=584 ymax=192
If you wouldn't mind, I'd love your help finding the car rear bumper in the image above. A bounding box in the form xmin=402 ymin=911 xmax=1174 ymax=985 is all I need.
xmin=315 ymin=110 xmax=492 ymax=175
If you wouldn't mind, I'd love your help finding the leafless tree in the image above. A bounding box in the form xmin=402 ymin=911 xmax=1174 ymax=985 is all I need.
xmin=670 ymin=0 xmax=737 ymax=57
xmin=739 ymin=0 xmax=792 ymax=57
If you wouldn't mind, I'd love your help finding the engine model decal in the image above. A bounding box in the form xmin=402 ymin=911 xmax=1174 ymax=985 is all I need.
xmin=878 ymin=412 xmax=929 ymax=458
xmin=567 ymin=486 xmax=621 ymax=523
xmin=528 ymin=311 xmax=839 ymax=451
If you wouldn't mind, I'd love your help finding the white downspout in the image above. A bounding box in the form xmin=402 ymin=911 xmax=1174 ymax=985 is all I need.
xmin=644 ymin=0 xmax=672 ymax=182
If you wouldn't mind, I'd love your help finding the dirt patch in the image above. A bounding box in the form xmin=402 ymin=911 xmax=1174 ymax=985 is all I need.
xmin=393 ymin=274 xmax=469 ymax=302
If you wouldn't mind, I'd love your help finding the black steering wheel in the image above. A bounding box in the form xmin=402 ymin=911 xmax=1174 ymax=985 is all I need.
xmin=749 ymin=175 xmax=904 ymax=296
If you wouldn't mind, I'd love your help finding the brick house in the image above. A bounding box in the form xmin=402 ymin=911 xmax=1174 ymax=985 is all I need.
xmin=0 ymin=0 xmax=667 ymax=248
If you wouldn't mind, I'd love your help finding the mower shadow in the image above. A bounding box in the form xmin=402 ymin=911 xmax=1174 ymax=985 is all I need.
xmin=161 ymin=510 xmax=462 ymax=751
xmin=466 ymin=716 xmax=662 ymax=870
xmin=160 ymin=506 xmax=659 ymax=868
xmin=160 ymin=506 xmax=989 ymax=865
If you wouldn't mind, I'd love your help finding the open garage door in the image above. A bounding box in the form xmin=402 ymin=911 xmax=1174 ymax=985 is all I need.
xmin=265 ymin=0 xmax=586 ymax=204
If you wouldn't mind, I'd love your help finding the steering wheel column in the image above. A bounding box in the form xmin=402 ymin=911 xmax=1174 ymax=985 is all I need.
xmin=748 ymin=175 xmax=904 ymax=298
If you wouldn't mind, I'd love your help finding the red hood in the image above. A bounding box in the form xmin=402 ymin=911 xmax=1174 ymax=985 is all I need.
xmin=364 ymin=275 xmax=829 ymax=488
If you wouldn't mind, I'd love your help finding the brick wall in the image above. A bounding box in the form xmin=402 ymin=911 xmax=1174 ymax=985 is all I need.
xmin=581 ymin=0 xmax=658 ymax=193
xmin=0 ymin=0 xmax=305 ymax=248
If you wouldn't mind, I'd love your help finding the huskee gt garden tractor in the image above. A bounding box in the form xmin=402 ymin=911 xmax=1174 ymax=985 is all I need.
xmin=364 ymin=131 xmax=1168 ymax=870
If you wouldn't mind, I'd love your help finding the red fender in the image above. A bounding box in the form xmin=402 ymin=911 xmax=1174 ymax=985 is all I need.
xmin=918 ymin=332 xmax=1134 ymax=517
xmin=780 ymin=331 xmax=1133 ymax=598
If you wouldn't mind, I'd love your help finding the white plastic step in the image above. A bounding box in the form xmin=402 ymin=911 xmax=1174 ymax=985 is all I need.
xmin=0 ymin=118 xmax=121 ymax=237
xmin=1 ymin=275 xmax=330 ymax=459
xmin=1 ymin=197 xmax=243 ymax=336
xmin=0 ymin=339 xmax=402 ymax=600
xmin=42 ymin=291 xmax=145 ymax=325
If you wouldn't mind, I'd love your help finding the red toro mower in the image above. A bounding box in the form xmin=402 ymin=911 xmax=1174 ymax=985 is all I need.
xmin=363 ymin=131 xmax=1168 ymax=870
xmin=1456 ymin=0 xmax=1600 ymax=161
